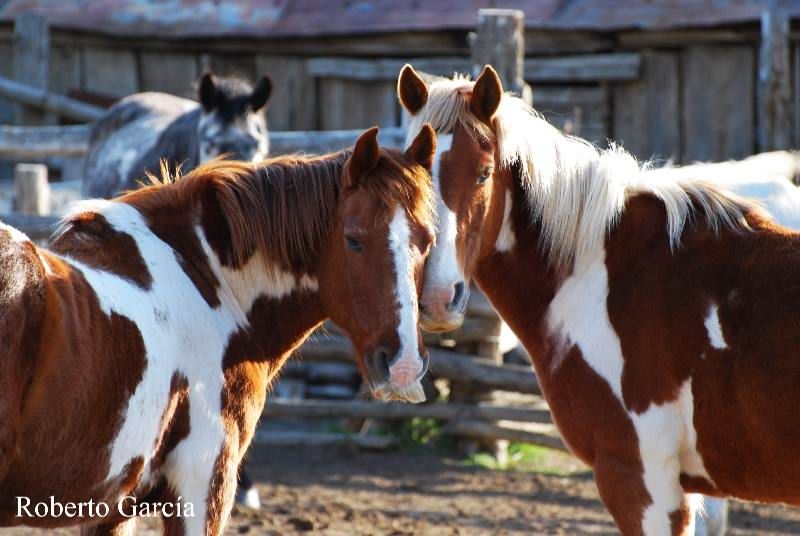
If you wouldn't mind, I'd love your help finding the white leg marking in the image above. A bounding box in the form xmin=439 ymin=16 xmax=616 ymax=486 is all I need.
xmin=704 ymin=303 xmax=727 ymax=350
xmin=387 ymin=206 xmax=424 ymax=395
xmin=494 ymin=190 xmax=516 ymax=252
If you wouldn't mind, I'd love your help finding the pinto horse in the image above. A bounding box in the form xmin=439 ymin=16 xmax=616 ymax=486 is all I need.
xmin=400 ymin=64 xmax=800 ymax=535
xmin=83 ymin=71 xmax=272 ymax=199
xmin=0 ymin=125 xmax=437 ymax=535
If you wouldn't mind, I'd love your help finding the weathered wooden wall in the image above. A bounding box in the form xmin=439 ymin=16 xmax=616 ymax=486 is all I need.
xmin=0 ymin=25 xmax=795 ymax=164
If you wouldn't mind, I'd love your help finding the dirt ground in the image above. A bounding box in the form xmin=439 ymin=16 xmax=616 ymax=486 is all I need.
xmin=6 ymin=444 xmax=800 ymax=535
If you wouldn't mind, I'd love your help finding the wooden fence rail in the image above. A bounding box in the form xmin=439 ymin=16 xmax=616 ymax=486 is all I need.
xmin=297 ymin=335 xmax=542 ymax=396
xmin=0 ymin=124 xmax=407 ymax=160
xmin=263 ymin=398 xmax=552 ymax=424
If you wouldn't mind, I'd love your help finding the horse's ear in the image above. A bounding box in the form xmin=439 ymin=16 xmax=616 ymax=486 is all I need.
xmin=198 ymin=71 xmax=218 ymax=112
xmin=470 ymin=65 xmax=502 ymax=124
xmin=251 ymin=74 xmax=272 ymax=111
xmin=346 ymin=127 xmax=381 ymax=187
xmin=405 ymin=124 xmax=436 ymax=171
xmin=398 ymin=64 xmax=428 ymax=115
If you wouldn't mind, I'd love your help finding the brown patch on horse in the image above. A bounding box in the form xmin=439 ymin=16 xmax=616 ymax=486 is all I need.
xmin=605 ymin=194 xmax=701 ymax=413
xmin=0 ymin=228 xmax=46 ymax=483
xmin=151 ymin=372 xmax=190 ymax=471
xmin=51 ymin=213 xmax=152 ymax=290
xmin=0 ymin=252 xmax=148 ymax=522
xmin=205 ymin=441 xmax=235 ymax=535
xmin=119 ymin=456 xmax=145 ymax=496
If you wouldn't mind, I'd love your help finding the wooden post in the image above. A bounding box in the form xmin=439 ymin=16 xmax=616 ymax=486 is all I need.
xmin=13 ymin=13 xmax=53 ymax=126
xmin=14 ymin=163 xmax=50 ymax=215
xmin=469 ymin=9 xmax=532 ymax=105
xmin=757 ymin=1 xmax=793 ymax=150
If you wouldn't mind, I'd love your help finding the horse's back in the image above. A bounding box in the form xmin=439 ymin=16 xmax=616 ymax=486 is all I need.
xmin=83 ymin=92 xmax=199 ymax=199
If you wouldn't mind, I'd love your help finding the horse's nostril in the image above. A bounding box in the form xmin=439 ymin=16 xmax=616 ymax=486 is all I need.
xmin=448 ymin=281 xmax=466 ymax=312
xmin=371 ymin=346 xmax=392 ymax=381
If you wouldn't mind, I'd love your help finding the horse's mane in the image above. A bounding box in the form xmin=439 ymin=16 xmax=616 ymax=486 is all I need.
xmin=105 ymin=151 xmax=433 ymax=270
xmin=407 ymin=76 xmax=761 ymax=271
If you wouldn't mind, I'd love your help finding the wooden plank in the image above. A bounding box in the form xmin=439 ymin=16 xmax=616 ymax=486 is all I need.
xmin=0 ymin=77 xmax=105 ymax=122
xmin=525 ymin=30 xmax=614 ymax=55
xmin=306 ymin=53 xmax=640 ymax=84
xmin=0 ymin=43 xmax=13 ymax=125
xmin=534 ymin=86 xmax=609 ymax=145
xmin=297 ymin=335 xmax=543 ymax=396
xmin=201 ymin=53 xmax=256 ymax=82
xmin=319 ymin=79 xmax=397 ymax=130
xmin=83 ymin=47 xmax=139 ymax=97
xmin=472 ymin=9 xmax=530 ymax=104
xmin=140 ymin=52 xmax=198 ymax=98
xmin=13 ymin=13 xmax=52 ymax=125
xmin=444 ymin=420 xmax=567 ymax=452
xmin=0 ymin=124 xmax=406 ymax=160
xmin=0 ymin=124 xmax=90 ymax=158
xmin=612 ymin=51 xmax=681 ymax=163
xmin=618 ymin=29 xmax=759 ymax=49
xmin=255 ymin=55 xmax=315 ymax=131
xmin=0 ymin=213 xmax=59 ymax=240
xmin=525 ymin=53 xmax=640 ymax=82
xmin=682 ymin=45 xmax=756 ymax=163
xmin=48 ymin=45 xmax=81 ymax=97
xmin=262 ymin=399 xmax=552 ymax=424
xmin=14 ymin=163 xmax=50 ymax=215
xmin=270 ymin=126 xmax=406 ymax=155
xmin=307 ymin=57 xmax=471 ymax=82
xmin=757 ymin=3 xmax=793 ymax=150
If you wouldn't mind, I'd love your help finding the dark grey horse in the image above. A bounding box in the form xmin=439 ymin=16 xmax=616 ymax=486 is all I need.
xmin=83 ymin=71 xmax=272 ymax=198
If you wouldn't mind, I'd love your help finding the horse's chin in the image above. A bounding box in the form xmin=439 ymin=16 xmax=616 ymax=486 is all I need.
xmin=419 ymin=312 xmax=465 ymax=333
xmin=371 ymin=380 xmax=426 ymax=404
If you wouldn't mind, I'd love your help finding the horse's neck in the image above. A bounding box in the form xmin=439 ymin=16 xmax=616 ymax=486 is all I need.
xmin=474 ymin=180 xmax=564 ymax=366
xmin=203 ymin=241 xmax=326 ymax=365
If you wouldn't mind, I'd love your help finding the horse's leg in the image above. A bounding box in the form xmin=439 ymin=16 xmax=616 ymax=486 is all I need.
xmin=166 ymin=441 xmax=239 ymax=536
xmin=80 ymin=518 xmax=138 ymax=536
xmin=594 ymin=456 xmax=695 ymax=536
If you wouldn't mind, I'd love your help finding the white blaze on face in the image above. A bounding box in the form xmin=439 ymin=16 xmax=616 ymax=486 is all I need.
xmin=387 ymin=206 xmax=425 ymax=401
xmin=423 ymin=134 xmax=464 ymax=298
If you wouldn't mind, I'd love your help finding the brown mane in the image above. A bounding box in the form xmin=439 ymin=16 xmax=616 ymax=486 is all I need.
xmin=117 ymin=150 xmax=434 ymax=269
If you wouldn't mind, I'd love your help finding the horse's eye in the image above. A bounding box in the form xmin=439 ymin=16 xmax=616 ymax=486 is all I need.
xmin=477 ymin=166 xmax=493 ymax=184
xmin=345 ymin=236 xmax=363 ymax=253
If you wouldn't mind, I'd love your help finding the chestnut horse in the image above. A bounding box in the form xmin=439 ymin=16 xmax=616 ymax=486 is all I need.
xmin=0 ymin=125 xmax=436 ymax=535
xmin=400 ymin=64 xmax=800 ymax=536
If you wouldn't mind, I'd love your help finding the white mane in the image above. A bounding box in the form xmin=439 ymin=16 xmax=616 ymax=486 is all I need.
xmin=408 ymin=78 xmax=760 ymax=271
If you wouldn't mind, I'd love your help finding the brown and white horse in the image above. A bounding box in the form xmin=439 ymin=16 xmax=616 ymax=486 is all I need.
xmin=0 ymin=125 xmax=437 ymax=534
xmin=400 ymin=64 xmax=800 ymax=535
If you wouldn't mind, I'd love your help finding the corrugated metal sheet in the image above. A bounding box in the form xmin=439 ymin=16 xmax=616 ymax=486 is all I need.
xmin=0 ymin=0 xmax=795 ymax=38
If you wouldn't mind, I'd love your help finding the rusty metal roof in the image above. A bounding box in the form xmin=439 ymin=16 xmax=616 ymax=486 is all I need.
xmin=0 ymin=1 xmax=795 ymax=38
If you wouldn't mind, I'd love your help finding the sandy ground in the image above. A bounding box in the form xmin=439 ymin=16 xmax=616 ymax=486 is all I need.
xmin=4 ymin=444 xmax=800 ymax=535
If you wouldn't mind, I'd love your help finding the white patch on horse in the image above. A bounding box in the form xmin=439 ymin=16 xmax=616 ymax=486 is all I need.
xmin=630 ymin=379 xmax=714 ymax=535
xmin=677 ymin=380 xmax=715 ymax=483
xmin=546 ymin=248 xmax=624 ymax=400
xmin=387 ymin=206 xmax=424 ymax=397
xmin=495 ymin=190 xmax=516 ymax=252
xmin=54 ymin=202 xmax=238 ymax=524
xmin=704 ymin=303 xmax=727 ymax=350
xmin=199 ymin=235 xmax=318 ymax=324
xmin=422 ymin=134 xmax=464 ymax=294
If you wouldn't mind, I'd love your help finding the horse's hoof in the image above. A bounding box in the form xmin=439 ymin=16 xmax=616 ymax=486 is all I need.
xmin=235 ymin=486 xmax=261 ymax=510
